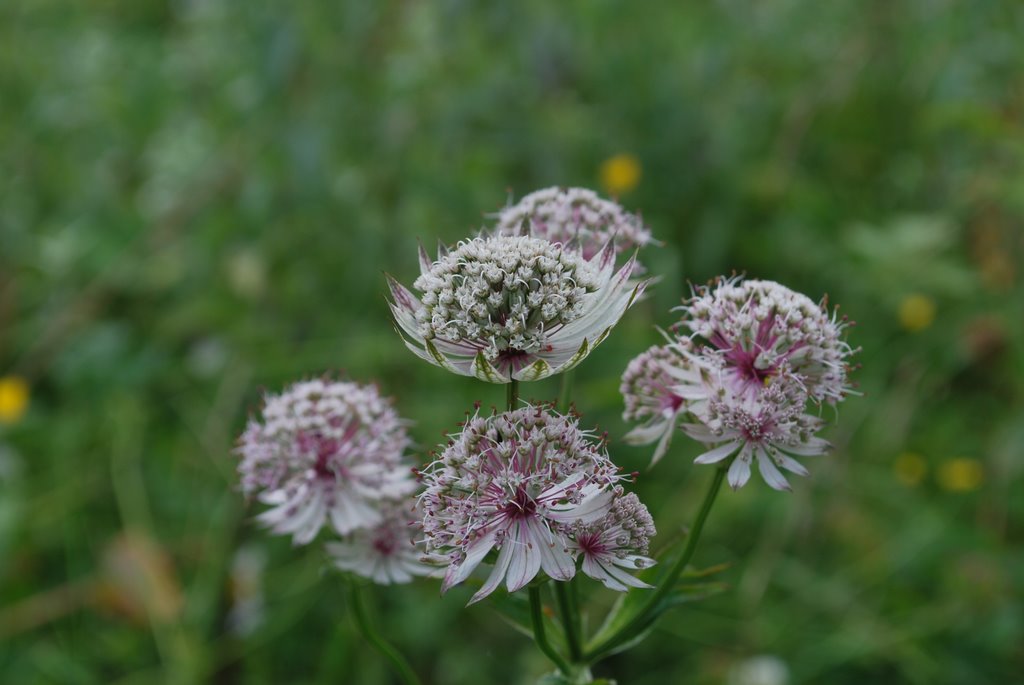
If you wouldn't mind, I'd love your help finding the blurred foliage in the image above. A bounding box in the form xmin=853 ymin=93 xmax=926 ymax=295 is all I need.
xmin=1 ymin=0 xmax=1023 ymax=683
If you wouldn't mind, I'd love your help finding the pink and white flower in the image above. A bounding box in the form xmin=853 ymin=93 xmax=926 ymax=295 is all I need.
xmin=387 ymin=234 xmax=647 ymax=383
xmin=620 ymin=340 xmax=710 ymax=466
xmin=568 ymin=493 xmax=656 ymax=591
xmin=683 ymin=371 xmax=830 ymax=491
xmin=327 ymin=502 xmax=433 ymax=585
xmin=236 ymin=378 xmax=416 ymax=544
xmin=678 ymin=277 xmax=856 ymax=404
xmin=419 ymin=406 xmax=637 ymax=603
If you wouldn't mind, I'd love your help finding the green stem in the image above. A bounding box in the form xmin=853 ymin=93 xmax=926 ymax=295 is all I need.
xmin=586 ymin=466 xmax=726 ymax=661
xmin=555 ymin=369 xmax=585 ymax=661
xmin=557 ymin=369 xmax=575 ymax=414
xmin=529 ymin=586 xmax=572 ymax=676
xmin=347 ymin=582 xmax=421 ymax=685
xmin=507 ymin=379 xmax=519 ymax=410
xmin=554 ymin=581 xmax=582 ymax=662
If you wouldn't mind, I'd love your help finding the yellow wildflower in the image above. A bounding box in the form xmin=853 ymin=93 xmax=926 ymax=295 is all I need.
xmin=937 ymin=458 xmax=984 ymax=492
xmin=599 ymin=154 xmax=641 ymax=196
xmin=898 ymin=294 xmax=936 ymax=332
xmin=893 ymin=452 xmax=927 ymax=487
xmin=0 ymin=375 xmax=29 ymax=425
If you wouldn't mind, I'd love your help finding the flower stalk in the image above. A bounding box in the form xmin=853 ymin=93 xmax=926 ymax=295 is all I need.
xmin=346 ymin=581 xmax=421 ymax=685
xmin=529 ymin=585 xmax=573 ymax=677
xmin=585 ymin=465 xmax=726 ymax=661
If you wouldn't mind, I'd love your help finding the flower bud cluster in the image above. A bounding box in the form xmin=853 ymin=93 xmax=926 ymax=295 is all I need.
xmin=413 ymin=235 xmax=599 ymax=362
xmin=391 ymin=229 xmax=647 ymax=382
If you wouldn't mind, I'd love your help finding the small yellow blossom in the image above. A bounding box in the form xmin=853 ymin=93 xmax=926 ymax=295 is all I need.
xmin=599 ymin=154 xmax=641 ymax=196
xmin=894 ymin=452 xmax=927 ymax=487
xmin=0 ymin=376 xmax=29 ymax=425
xmin=898 ymin=294 xmax=936 ymax=332
xmin=937 ymin=458 xmax=984 ymax=492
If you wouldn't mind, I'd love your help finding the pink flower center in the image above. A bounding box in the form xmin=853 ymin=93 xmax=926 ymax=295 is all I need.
xmin=575 ymin=531 xmax=604 ymax=556
xmin=495 ymin=349 xmax=534 ymax=374
xmin=373 ymin=530 xmax=398 ymax=556
xmin=503 ymin=487 xmax=538 ymax=520
xmin=297 ymin=431 xmax=343 ymax=480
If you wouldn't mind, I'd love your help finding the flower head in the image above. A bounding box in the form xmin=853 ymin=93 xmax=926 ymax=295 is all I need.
xmin=327 ymin=501 xmax=433 ymax=585
xmin=620 ymin=341 xmax=710 ymax=466
xmin=569 ymin=493 xmax=656 ymax=591
xmin=419 ymin=406 xmax=632 ymax=603
xmin=683 ymin=371 xmax=829 ymax=491
xmin=679 ymin=278 xmax=855 ymax=404
xmin=236 ymin=378 xmax=415 ymax=544
xmin=388 ymin=234 xmax=646 ymax=383
xmin=493 ymin=187 xmax=655 ymax=270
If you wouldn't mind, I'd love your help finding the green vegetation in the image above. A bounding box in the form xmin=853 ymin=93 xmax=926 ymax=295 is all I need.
xmin=1 ymin=1 xmax=1022 ymax=683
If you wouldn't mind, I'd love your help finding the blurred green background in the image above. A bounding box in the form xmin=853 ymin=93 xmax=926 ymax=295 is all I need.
xmin=1 ymin=0 xmax=1022 ymax=683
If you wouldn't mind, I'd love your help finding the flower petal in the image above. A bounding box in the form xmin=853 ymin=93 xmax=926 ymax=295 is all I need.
xmin=505 ymin=520 xmax=543 ymax=592
xmin=529 ymin=518 xmax=575 ymax=582
xmin=775 ymin=453 xmax=810 ymax=476
xmin=783 ymin=437 xmax=831 ymax=457
xmin=727 ymin=446 xmax=752 ymax=490
xmin=443 ymin=527 xmax=498 ymax=593
xmin=756 ymin=448 xmax=791 ymax=491
xmin=694 ymin=440 xmax=741 ymax=465
xmin=469 ymin=532 xmax=515 ymax=604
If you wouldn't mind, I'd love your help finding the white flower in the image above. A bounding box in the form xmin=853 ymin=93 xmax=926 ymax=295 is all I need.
xmin=327 ymin=502 xmax=433 ymax=585
xmin=236 ymin=378 xmax=416 ymax=544
xmin=388 ymin=235 xmax=647 ymax=383
xmin=492 ymin=186 xmax=656 ymax=272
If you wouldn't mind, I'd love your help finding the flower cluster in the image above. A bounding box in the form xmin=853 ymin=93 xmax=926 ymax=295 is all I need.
xmin=236 ymin=378 xmax=430 ymax=583
xmin=622 ymin=277 xmax=857 ymax=490
xmin=681 ymin=278 xmax=853 ymax=404
xmin=492 ymin=186 xmax=656 ymax=270
xmin=418 ymin=407 xmax=655 ymax=603
xmin=389 ymin=234 xmax=646 ymax=383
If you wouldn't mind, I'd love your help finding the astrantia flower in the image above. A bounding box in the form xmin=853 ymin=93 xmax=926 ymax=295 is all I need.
xmin=236 ymin=379 xmax=415 ymax=544
xmin=493 ymin=187 xmax=656 ymax=271
xmin=679 ymin=277 xmax=856 ymax=404
xmin=327 ymin=502 xmax=433 ymax=585
xmin=568 ymin=493 xmax=656 ymax=591
xmin=388 ymin=235 xmax=646 ymax=383
xmin=683 ymin=372 xmax=830 ymax=491
xmin=621 ymin=340 xmax=710 ymax=466
xmin=419 ymin=406 xmax=628 ymax=603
